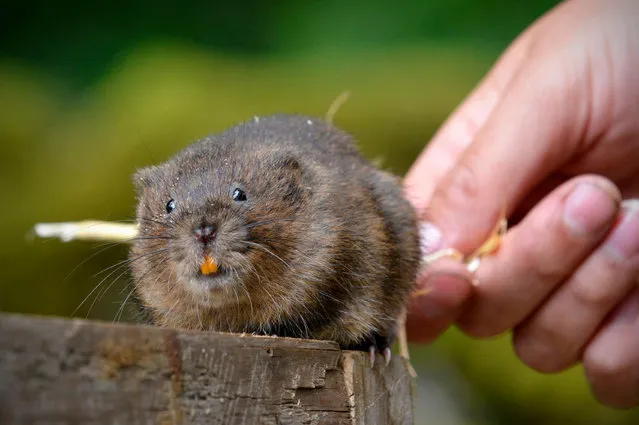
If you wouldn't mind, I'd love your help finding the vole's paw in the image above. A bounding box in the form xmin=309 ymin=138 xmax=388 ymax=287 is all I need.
xmin=368 ymin=344 xmax=392 ymax=368
xmin=348 ymin=332 xmax=392 ymax=368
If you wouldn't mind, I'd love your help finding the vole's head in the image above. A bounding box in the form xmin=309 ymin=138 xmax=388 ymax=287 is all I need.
xmin=130 ymin=139 xmax=310 ymax=322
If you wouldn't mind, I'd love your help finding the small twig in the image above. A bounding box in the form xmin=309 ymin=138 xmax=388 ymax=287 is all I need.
xmin=326 ymin=91 xmax=352 ymax=125
xmin=396 ymin=307 xmax=417 ymax=378
xmin=33 ymin=221 xmax=139 ymax=243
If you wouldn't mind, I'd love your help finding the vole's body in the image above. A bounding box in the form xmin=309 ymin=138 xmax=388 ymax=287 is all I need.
xmin=130 ymin=115 xmax=420 ymax=352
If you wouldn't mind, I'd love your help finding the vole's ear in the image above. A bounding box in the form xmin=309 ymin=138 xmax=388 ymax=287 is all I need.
xmin=276 ymin=156 xmax=301 ymax=172
xmin=273 ymin=155 xmax=303 ymax=182
xmin=132 ymin=166 xmax=157 ymax=193
xmin=270 ymin=155 xmax=307 ymax=202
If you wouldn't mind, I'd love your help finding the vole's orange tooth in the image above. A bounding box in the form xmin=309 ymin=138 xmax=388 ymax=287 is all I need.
xmin=200 ymin=255 xmax=218 ymax=275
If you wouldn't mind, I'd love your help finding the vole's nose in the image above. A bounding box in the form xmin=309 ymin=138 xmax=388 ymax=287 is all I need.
xmin=194 ymin=224 xmax=216 ymax=244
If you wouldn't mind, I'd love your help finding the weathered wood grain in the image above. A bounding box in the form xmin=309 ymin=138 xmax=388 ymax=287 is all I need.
xmin=0 ymin=313 xmax=414 ymax=425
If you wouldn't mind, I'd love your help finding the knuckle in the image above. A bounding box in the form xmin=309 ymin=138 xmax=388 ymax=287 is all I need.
xmin=569 ymin=252 xmax=636 ymax=310
xmin=434 ymin=160 xmax=481 ymax=209
xmin=516 ymin=232 xmax=567 ymax=283
xmin=450 ymin=109 xmax=482 ymax=148
xmin=448 ymin=161 xmax=480 ymax=201
xmin=570 ymin=272 xmax=619 ymax=310
xmin=534 ymin=259 xmax=568 ymax=284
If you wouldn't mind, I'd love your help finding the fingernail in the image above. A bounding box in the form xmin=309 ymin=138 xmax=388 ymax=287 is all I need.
xmin=604 ymin=199 xmax=639 ymax=261
xmin=419 ymin=222 xmax=443 ymax=256
xmin=563 ymin=182 xmax=619 ymax=235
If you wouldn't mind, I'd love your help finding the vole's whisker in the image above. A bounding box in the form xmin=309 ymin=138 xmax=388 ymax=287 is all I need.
xmin=247 ymin=235 xmax=316 ymax=263
xmin=245 ymin=218 xmax=296 ymax=229
xmin=129 ymin=236 xmax=173 ymax=241
xmin=244 ymin=262 xmax=274 ymax=318
xmin=229 ymin=272 xmax=241 ymax=314
xmin=114 ymin=285 xmax=136 ymax=323
xmin=74 ymin=266 xmax=131 ymax=318
xmin=90 ymin=240 xmax=131 ymax=250
xmin=237 ymin=276 xmax=254 ymax=318
xmin=164 ymin=297 xmax=181 ymax=321
xmin=66 ymin=237 xmax=168 ymax=305
xmin=195 ymin=300 xmax=203 ymax=329
xmin=90 ymin=236 xmax=172 ymax=252
xmin=94 ymin=254 xmax=169 ymax=316
xmin=73 ymin=249 xmax=168 ymax=317
xmin=299 ymin=313 xmax=311 ymax=339
xmin=94 ymin=248 xmax=168 ymax=277
xmin=241 ymin=241 xmax=291 ymax=270
xmin=118 ymin=280 xmax=134 ymax=296
xmin=136 ymin=217 xmax=173 ymax=228
xmin=64 ymin=241 xmax=129 ymax=283
xmin=86 ymin=265 xmax=132 ymax=319
xmin=262 ymin=285 xmax=278 ymax=308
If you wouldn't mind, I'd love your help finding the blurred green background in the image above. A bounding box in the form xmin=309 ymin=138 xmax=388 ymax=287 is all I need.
xmin=1 ymin=1 xmax=637 ymax=423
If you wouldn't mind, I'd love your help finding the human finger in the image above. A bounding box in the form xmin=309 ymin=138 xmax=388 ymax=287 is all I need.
xmin=455 ymin=175 xmax=621 ymax=337
xmin=583 ymin=287 xmax=639 ymax=409
xmin=405 ymin=258 xmax=474 ymax=343
xmin=512 ymin=199 xmax=639 ymax=372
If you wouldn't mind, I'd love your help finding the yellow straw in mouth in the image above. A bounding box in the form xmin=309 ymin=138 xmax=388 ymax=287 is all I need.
xmin=200 ymin=255 xmax=219 ymax=275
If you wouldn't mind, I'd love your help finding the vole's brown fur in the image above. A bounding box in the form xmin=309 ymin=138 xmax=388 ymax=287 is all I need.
xmin=130 ymin=115 xmax=420 ymax=352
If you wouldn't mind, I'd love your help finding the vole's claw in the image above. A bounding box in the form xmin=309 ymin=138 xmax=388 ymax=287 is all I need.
xmin=369 ymin=345 xmax=377 ymax=368
xmin=383 ymin=347 xmax=392 ymax=366
xmin=367 ymin=345 xmax=392 ymax=368
xmin=350 ymin=332 xmax=392 ymax=369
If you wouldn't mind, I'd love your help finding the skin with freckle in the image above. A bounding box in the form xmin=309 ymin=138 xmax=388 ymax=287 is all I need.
xmin=129 ymin=114 xmax=420 ymax=353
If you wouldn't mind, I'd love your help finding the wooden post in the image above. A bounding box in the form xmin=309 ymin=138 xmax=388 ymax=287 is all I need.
xmin=0 ymin=313 xmax=414 ymax=424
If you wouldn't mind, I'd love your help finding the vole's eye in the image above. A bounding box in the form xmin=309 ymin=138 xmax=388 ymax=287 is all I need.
xmin=232 ymin=188 xmax=247 ymax=202
xmin=166 ymin=199 xmax=176 ymax=213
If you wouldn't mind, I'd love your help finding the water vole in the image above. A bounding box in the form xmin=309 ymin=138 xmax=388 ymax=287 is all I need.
xmin=130 ymin=114 xmax=420 ymax=356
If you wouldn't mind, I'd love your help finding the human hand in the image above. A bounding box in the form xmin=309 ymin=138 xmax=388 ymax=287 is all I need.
xmin=404 ymin=0 xmax=639 ymax=409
